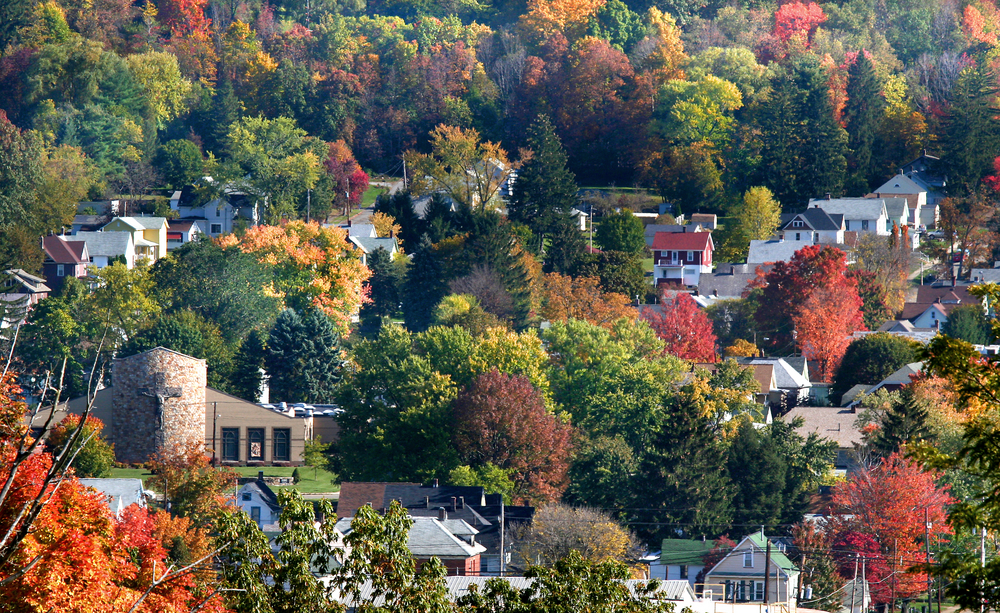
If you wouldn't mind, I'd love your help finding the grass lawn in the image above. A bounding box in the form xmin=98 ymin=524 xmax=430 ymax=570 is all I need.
xmin=362 ymin=185 xmax=388 ymax=207
xmin=642 ymin=256 xmax=653 ymax=274
xmin=109 ymin=466 xmax=340 ymax=494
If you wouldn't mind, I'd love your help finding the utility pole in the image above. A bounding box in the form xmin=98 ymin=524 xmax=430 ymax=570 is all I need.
xmin=764 ymin=538 xmax=772 ymax=605
xmin=306 ymin=188 xmax=311 ymax=223
xmin=926 ymin=507 xmax=933 ymax=613
xmin=589 ymin=206 xmax=593 ymax=252
xmin=499 ymin=502 xmax=505 ymax=577
xmin=892 ymin=539 xmax=898 ymax=613
xmin=211 ymin=403 xmax=218 ymax=466
xmin=862 ymin=554 xmax=867 ymax=613
xmin=402 ymin=158 xmax=407 ymax=188
xmin=850 ymin=554 xmax=860 ymax=613
xmin=982 ymin=527 xmax=987 ymax=613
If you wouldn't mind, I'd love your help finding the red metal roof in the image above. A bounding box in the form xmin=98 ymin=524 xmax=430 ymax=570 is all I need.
xmin=651 ymin=231 xmax=713 ymax=251
xmin=43 ymin=235 xmax=88 ymax=264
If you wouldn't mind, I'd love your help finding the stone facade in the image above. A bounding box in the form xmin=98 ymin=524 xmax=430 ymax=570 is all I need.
xmin=112 ymin=348 xmax=207 ymax=463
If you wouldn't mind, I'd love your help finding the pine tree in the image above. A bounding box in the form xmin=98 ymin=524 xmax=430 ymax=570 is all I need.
xmin=630 ymin=393 xmax=733 ymax=543
xmin=403 ymin=235 xmax=448 ymax=333
xmin=873 ymin=387 xmax=932 ymax=457
xmin=844 ymin=52 xmax=883 ymax=195
xmin=360 ymin=247 xmax=399 ymax=330
xmin=228 ymin=328 xmax=268 ymax=402
xmin=797 ymin=55 xmax=848 ymax=201
xmin=756 ymin=66 xmax=805 ymax=208
xmin=265 ymin=309 xmax=345 ymax=404
xmin=508 ymin=114 xmax=580 ymax=255
xmin=546 ymin=214 xmax=586 ymax=274
xmin=940 ymin=64 xmax=1000 ymax=194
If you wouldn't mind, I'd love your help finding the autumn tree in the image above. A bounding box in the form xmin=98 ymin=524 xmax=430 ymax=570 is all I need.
xmin=737 ymin=186 xmax=782 ymax=241
xmin=792 ymin=284 xmax=866 ymax=383
xmin=519 ymin=0 xmax=606 ymax=42
xmin=641 ymin=291 xmax=717 ymax=362
xmin=325 ymin=139 xmax=369 ymax=218
xmin=45 ymin=414 xmax=115 ymax=478
xmin=147 ymin=441 xmax=238 ymax=526
xmin=406 ymin=124 xmax=518 ymax=212
xmin=513 ymin=503 xmax=639 ymax=567
xmin=219 ymin=221 xmax=370 ymax=334
xmin=453 ymin=370 xmax=572 ymax=504
xmin=540 ymin=273 xmax=634 ymax=328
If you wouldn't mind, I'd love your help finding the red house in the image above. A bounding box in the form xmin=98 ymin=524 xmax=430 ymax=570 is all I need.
xmin=42 ymin=235 xmax=89 ymax=294
xmin=652 ymin=231 xmax=714 ymax=286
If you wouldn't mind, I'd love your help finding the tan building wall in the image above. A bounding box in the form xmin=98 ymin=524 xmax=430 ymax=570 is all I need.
xmin=206 ymin=388 xmax=312 ymax=465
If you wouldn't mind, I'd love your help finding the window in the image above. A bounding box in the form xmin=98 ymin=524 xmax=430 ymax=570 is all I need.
xmin=743 ymin=550 xmax=754 ymax=567
xmin=814 ymin=232 xmax=819 ymax=243
xmin=210 ymin=223 xmax=222 ymax=234
xmin=242 ymin=492 xmax=251 ymax=501
xmin=795 ymin=233 xmax=801 ymax=241
xmin=250 ymin=506 xmax=261 ymax=524
xmin=248 ymin=428 xmax=265 ymax=461
xmin=273 ymin=428 xmax=291 ymax=462
xmin=687 ymin=250 xmax=695 ymax=261
xmin=679 ymin=565 xmax=688 ymax=579
xmin=216 ymin=207 xmax=221 ymax=217
xmin=753 ymin=581 xmax=765 ymax=601
xmin=861 ymin=220 xmax=869 ymax=230
xmin=222 ymin=428 xmax=239 ymax=462
xmin=57 ymin=264 xmax=65 ymax=277
xmin=792 ymin=220 xmax=804 ymax=227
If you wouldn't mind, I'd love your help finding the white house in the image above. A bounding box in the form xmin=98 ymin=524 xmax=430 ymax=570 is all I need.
xmin=778 ymin=208 xmax=845 ymax=244
xmin=237 ymin=474 xmax=282 ymax=531
xmin=63 ymin=232 xmax=136 ymax=269
xmin=810 ymin=197 xmax=890 ymax=236
xmin=348 ymin=236 xmax=399 ymax=266
xmin=78 ymin=478 xmax=148 ymax=515
xmin=166 ymin=219 xmax=203 ymax=250
xmin=170 ymin=185 xmax=261 ymax=237
xmin=650 ymin=539 xmax=715 ymax=586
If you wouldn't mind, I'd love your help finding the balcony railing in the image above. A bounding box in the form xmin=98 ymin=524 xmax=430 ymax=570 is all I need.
xmin=656 ymin=259 xmax=684 ymax=267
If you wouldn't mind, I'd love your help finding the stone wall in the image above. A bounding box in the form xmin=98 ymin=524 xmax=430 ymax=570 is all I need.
xmin=112 ymin=348 xmax=207 ymax=464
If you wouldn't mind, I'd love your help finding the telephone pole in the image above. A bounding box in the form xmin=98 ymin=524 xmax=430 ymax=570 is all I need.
xmin=926 ymin=507 xmax=933 ymax=613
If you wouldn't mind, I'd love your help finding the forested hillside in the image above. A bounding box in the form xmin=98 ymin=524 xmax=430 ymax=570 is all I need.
xmin=2 ymin=0 xmax=998 ymax=259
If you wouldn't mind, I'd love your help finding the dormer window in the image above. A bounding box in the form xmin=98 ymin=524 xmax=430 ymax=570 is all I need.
xmin=792 ymin=220 xmax=804 ymax=228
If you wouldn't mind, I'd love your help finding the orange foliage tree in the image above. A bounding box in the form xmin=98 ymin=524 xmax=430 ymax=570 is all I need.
xmin=641 ymin=291 xmax=717 ymax=362
xmin=325 ymin=140 xmax=370 ymax=217
xmin=793 ymin=285 xmax=866 ymax=383
xmin=540 ymin=272 xmax=634 ymax=328
xmin=773 ymin=2 xmax=826 ymax=48
xmin=218 ymin=220 xmax=370 ymax=334
xmin=147 ymin=441 xmax=239 ymax=526
xmin=520 ymin=0 xmax=606 ymax=42
xmin=963 ymin=3 xmax=1000 ymax=46
xmin=0 ymin=373 xmax=228 ymax=612
xmin=831 ymin=452 xmax=954 ymax=603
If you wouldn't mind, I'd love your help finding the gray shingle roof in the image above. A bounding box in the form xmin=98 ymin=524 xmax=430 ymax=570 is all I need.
xmin=873 ymin=174 xmax=926 ymax=194
xmin=78 ymin=478 xmax=147 ymax=514
xmin=64 ymin=231 xmax=132 ymax=257
xmin=971 ymin=268 xmax=1000 ymax=284
xmin=784 ymin=406 xmax=863 ymax=448
xmin=698 ymin=269 xmax=758 ymax=299
xmin=747 ymin=239 xmax=814 ymax=264
xmin=810 ymin=198 xmax=887 ymax=221
xmin=349 ymin=236 xmax=398 ymax=254
xmin=781 ymin=208 xmax=843 ymax=231
xmin=335 ymin=515 xmax=486 ymax=558
xmin=883 ymin=197 xmax=909 ymax=221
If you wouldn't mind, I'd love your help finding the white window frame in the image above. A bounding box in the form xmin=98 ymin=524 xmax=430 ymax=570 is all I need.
xmin=56 ymin=264 xmax=65 ymax=277
xmin=210 ymin=223 xmax=223 ymax=234
xmin=792 ymin=220 xmax=804 ymax=228
xmin=743 ymin=550 xmax=754 ymax=568
xmin=753 ymin=581 xmax=765 ymax=601
xmin=687 ymin=250 xmax=695 ymax=261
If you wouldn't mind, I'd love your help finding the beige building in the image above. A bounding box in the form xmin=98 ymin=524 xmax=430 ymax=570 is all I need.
xmin=101 ymin=216 xmax=168 ymax=263
xmin=36 ymin=347 xmax=339 ymax=465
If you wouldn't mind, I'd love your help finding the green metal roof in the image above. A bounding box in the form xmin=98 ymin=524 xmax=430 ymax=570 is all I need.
xmin=746 ymin=533 xmax=797 ymax=572
xmin=659 ymin=539 xmax=716 ymax=565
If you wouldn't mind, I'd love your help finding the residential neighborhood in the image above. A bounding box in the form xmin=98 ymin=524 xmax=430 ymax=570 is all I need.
xmin=3 ymin=0 xmax=1000 ymax=609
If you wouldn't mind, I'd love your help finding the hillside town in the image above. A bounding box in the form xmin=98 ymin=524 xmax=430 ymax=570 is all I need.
xmin=4 ymin=0 xmax=1000 ymax=609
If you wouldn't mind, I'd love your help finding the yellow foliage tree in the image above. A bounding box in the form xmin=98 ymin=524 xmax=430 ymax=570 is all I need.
xmin=541 ymin=273 xmax=634 ymax=328
xmin=515 ymin=503 xmax=639 ymax=568
xmin=369 ymin=211 xmax=401 ymax=238
xmin=723 ymin=338 xmax=759 ymax=358
xmin=519 ymin=0 xmax=606 ymax=42
xmin=639 ymin=8 xmax=687 ymax=86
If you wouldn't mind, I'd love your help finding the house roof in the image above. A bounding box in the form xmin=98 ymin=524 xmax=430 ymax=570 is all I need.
xmin=697 ymin=269 xmax=759 ymax=299
xmin=879 ymin=362 xmax=924 ymax=386
xmin=780 ymin=208 xmax=843 ymax=232
xmin=745 ymin=533 xmax=797 ymax=571
xmin=335 ymin=515 xmax=486 ymax=558
xmin=336 ymin=482 xmax=487 ymax=519
xmin=737 ymin=357 xmax=810 ymax=389
xmin=4 ymin=269 xmax=51 ymax=294
xmin=971 ymin=268 xmax=1000 ymax=284
xmin=167 ymin=220 xmax=198 ymax=232
xmin=652 ymin=231 xmax=713 ymax=251
xmin=810 ymin=198 xmax=888 ymax=220
xmin=689 ymin=213 xmax=717 ymax=226
xmin=914 ymin=285 xmax=974 ymax=304
xmin=43 ymin=235 xmax=88 ymax=264
xmin=63 ymin=231 xmax=133 ymax=257
xmin=872 ymin=174 xmax=926 ymax=195
xmin=747 ymin=240 xmax=814 ymax=264
xmin=349 ymin=236 xmax=398 ymax=254
xmin=78 ymin=478 xmax=146 ymax=514
xmin=840 ymin=384 xmax=871 ymax=406
xmin=900 ymin=301 xmax=959 ymax=321
xmin=883 ymin=197 xmax=909 ymax=221
xmin=659 ymin=538 xmax=715 ymax=565
xmin=784 ymin=406 xmax=863 ymax=448
xmin=104 ymin=216 xmax=167 ymax=232
xmin=241 ymin=479 xmax=281 ymax=513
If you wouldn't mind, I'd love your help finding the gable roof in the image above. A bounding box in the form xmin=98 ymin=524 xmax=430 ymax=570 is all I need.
xmin=784 ymin=406 xmax=862 ymax=448
xmin=349 ymin=236 xmax=398 ymax=254
xmin=780 ymin=208 xmax=843 ymax=232
xmin=697 ymin=265 xmax=759 ymax=299
xmin=63 ymin=231 xmax=133 ymax=257
xmin=335 ymin=515 xmax=486 ymax=558
xmin=914 ymin=285 xmax=974 ymax=304
xmin=747 ymin=239 xmax=814 ymax=264
xmin=883 ymin=197 xmax=909 ymax=220
xmin=652 ymin=231 xmax=713 ymax=251
xmin=241 ymin=479 xmax=281 ymax=513
xmin=336 ymin=482 xmax=487 ymax=519
xmin=4 ymin=269 xmax=50 ymax=294
xmin=737 ymin=357 xmax=810 ymax=389
xmin=104 ymin=216 xmax=167 ymax=232
xmin=971 ymin=268 xmax=1000 ymax=284
xmin=43 ymin=235 xmax=88 ymax=264
xmin=79 ymin=478 xmax=147 ymax=514
xmin=706 ymin=533 xmax=797 ymax=578
xmin=810 ymin=198 xmax=888 ymax=221
xmin=872 ymin=173 xmax=926 ymax=195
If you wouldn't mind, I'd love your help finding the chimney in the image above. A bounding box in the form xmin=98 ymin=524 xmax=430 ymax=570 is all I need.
xmin=425 ymin=496 xmax=431 ymax=508
xmin=825 ymin=193 xmax=832 ymax=200
xmin=459 ymin=496 xmax=465 ymax=509
xmin=347 ymin=219 xmax=352 ymax=227
xmin=433 ymin=478 xmax=439 ymax=488
xmin=257 ymin=470 xmax=264 ymax=482
xmin=438 ymin=507 xmax=448 ymax=521
xmin=451 ymin=497 xmax=457 ymax=512
xmin=713 ymin=289 xmax=719 ymax=297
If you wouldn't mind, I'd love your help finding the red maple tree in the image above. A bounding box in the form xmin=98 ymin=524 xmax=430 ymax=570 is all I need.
xmin=831 ymin=452 xmax=954 ymax=603
xmin=641 ymin=291 xmax=717 ymax=362
xmin=793 ymin=284 xmax=866 ymax=382
xmin=453 ymin=370 xmax=573 ymax=504
xmin=773 ymin=2 xmax=827 ymax=46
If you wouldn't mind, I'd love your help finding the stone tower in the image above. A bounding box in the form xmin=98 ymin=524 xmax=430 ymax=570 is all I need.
xmin=112 ymin=347 xmax=207 ymax=464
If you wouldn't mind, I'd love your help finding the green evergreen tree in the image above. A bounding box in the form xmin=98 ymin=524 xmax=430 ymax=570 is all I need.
xmin=360 ymin=247 xmax=400 ymax=331
xmin=546 ymin=214 xmax=586 ymax=274
xmin=942 ymin=304 xmax=993 ymax=345
xmin=265 ymin=309 xmax=344 ymax=404
xmin=872 ymin=387 xmax=932 ymax=456
xmin=403 ymin=236 xmax=449 ymax=333
xmin=756 ymin=65 xmax=805 ymax=208
xmin=463 ymin=214 xmax=533 ymax=328
xmin=797 ymin=55 xmax=849 ymax=201
xmin=844 ymin=53 xmax=883 ymax=195
xmin=374 ymin=191 xmax=423 ymax=249
xmin=630 ymin=394 xmax=733 ymax=543
xmin=727 ymin=421 xmax=788 ymax=526
xmin=508 ymin=114 xmax=580 ymax=254
xmin=941 ymin=65 xmax=1000 ymax=195
xmin=229 ymin=328 xmax=267 ymax=402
